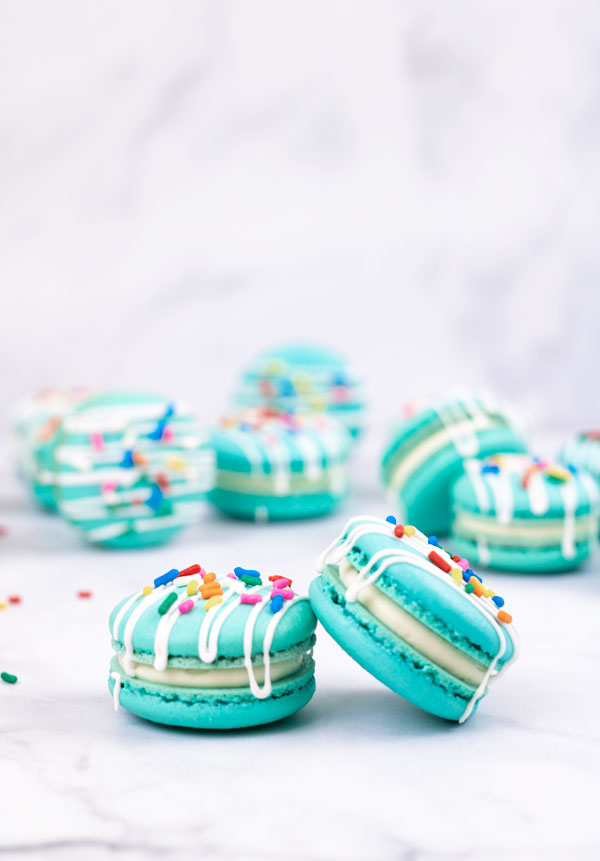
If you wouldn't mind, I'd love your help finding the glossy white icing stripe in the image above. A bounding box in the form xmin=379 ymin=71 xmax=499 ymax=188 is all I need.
xmin=527 ymin=471 xmax=549 ymax=515
xmin=110 ymin=672 xmax=122 ymax=711
xmin=465 ymin=459 xmax=490 ymax=512
xmin=560 ymin=480 xmax=577 ymax=559
xmin=487 ymin=471 xmax=514 ymax=524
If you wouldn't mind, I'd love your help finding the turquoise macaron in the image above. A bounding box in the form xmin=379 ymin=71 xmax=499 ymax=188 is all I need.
xmin=309 ymin=515 xmax=518 ymax=722
xmin=559 ymin=432 xmax=600 ymax=530
xmin=108 ymin=563 xmax=317 ymax=729
xmin=50 ymin=391 xmax=215 ymax=548
xmin=381 ymin=390 xmax=527 ymax=535
xmin=12 ymin=387 xmax=97 ymax=510
xmin=232 ymin=342 xmax=366 ymax=439
xmin=207 ymin=407 xmax=351 ymax=521
xmin=450 ymin=454 xmax=599 ymax=572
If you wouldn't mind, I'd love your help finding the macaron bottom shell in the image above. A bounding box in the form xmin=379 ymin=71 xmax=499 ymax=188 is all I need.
xmin=207 ymin=487 xmax=347 ymax=522
xmin=449 ymin=535 xmax=592 ymax=574
xmin=108 ymin=654 xmax=316 ymax=730
xmin=309 ymin=570 xmax=480 ymax=722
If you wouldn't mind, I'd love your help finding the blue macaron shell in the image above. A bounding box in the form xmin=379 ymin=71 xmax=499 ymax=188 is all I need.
xmin=110 ymin=584 xmax=317 ymax=662
xmin=340 ymin=520 xmax=513 ymax=665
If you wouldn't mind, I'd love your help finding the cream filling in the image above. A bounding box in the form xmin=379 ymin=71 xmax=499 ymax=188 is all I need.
xmin=215 ymin=467 xmax=347 ymax=495
xmin=454 ymin=511 xmax=592 ymax=545
xmin=117 ymin=653 xmax=303 ymax=688
xmin=388 ymin=417 xmax=499 ymax=492
xmin=337 ymin=559 xmax=487 ymax=687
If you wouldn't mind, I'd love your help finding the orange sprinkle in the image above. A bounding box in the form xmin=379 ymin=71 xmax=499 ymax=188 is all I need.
xmin=133 ymin=452 xmax=149 ymax=466
xmin=200 ymin=584 xmax=223 ymax=599
xmin=469 ymin=577 xmax=485 ymax=597
xmin=497 ymin=610 xmax=513 ymax=624
xmin=203 ymin=572 xmax=217 ymax=583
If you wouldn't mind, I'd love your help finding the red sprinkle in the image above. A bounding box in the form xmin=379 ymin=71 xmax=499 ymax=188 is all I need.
xmin=451 ymin=555 xmax=460 ymax=562
xmin=8 ymin=596 xmax=21 ymax=604
xmin=77 ymin=590 xmax=92 ymax=599
xmin=394 ymin=524 xmax=405 ymax=539
xmin=268 ymin=575 xmax=292 ymax=585
xmin=428 ymin=551 xmax=452 ymax=573
xmin=178 ymin=564 xmax=201 ymax=578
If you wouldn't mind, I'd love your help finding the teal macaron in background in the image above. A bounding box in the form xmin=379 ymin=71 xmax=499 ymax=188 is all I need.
xmin=450 ymin=454 xmax=599 ymax=572
xmin=207 ymin=407 xmax=351 ymax=521
xmin=309 ymin=515 xmax=518 ymax=722
xmin=232 ymin=341 xmax=366 ymax=439
xmin=381 ymin=390 xmax=527 ymax=536
xmin=559 ymin=432 xmax=600 ymax=534
xmin=49 ymin=391 xmax=215 ymax=548
xmin=108 ymin=564 xmax=317 ymax=729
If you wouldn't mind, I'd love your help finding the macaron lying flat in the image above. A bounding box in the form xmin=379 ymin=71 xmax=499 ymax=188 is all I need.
xmin=207 ymin=407 xmax=351 ymax=521
xmin=381 ymin=390 xmax=526 ymax=535
xmin=451 ymin=455 xmax=598 ymax=572
xmin=233 ymin=342 xmax=365 ymax=438
xmin=50 ymin=392 xmax=215 ymax=548
xmin=310 ymin=515 xmax=518 ymax=722
xmin=12 ymin=387 xmax=96 ymax=510
xmin=109 ymin=564 xmax=316 ymax=729
xmin=560 ymin=433 xmax=600 ymax=529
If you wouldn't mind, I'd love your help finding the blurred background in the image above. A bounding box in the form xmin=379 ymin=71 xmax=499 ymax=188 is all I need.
xmin=1 ymin=0 xmax=599 ymax=446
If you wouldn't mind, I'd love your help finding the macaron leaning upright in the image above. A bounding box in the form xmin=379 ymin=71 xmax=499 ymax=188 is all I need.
xmin=207 ymin=407 xmax=351 ymax=521
xmin=310 ymin=515 xmax=518 ymax=722
xmin=450 ymin=454 xmax=599 ymax=572
xmin=109 ymin=563 xmax=317 ymax=729
xmin=559 ymin=433 xmax=600 ymax=525
xmin=381 ymin=390 xmax=527 ymax=536
xmin=50 ymin=391 xmax=215 ymax=548
xmin=232 ymin=342 xmax=366 ymax=439
xmin=12 ymin=387 xmax=97 ymax=509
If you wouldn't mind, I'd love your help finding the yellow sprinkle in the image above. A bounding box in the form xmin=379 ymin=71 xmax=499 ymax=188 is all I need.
xmin=166 ymin=455 xmax=186 ymax=471
xmin=294 ymin=374 xmax=312 ymax=394
xmin=404 ymin=525 xmax=416 ymax=537
xmin=451 ymin=568 xmax=462 ymax=584
xmin=483 ymin=588 xmax=494 ymax=598
xmin=309 ymin=395 xmax=326 ymax=411
xmin=142 ymin=585 xmax=153 ymax=596
xmin=265 ymin=358 xmax=285 ymax=376
xmin=186 ymin=580 xmax=198 ymax=596
xmin=0 ymin=601 xmax=7 ymax=611
xmin=204 ymin=595 xmax=223 ymax=612
xmin=488 ymin=590 xmax=495 ymax=597
xmin=546 ymin=465 xmax=571 ymax=481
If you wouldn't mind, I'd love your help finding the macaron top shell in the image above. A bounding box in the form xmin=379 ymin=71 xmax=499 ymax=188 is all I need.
xmin=212 ymin=408 xmax=351 ymax=474
xmin=453 ymin=454 xmax=599 ymax=520
xmin=318 ymin=516 xmax=516 ymax=668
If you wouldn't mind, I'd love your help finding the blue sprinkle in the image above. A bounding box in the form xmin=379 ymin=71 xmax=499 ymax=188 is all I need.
xmin=154 ymin=568 xmax=179 ymax=588
xmin=385 ymin=515 xmax=397 ymax=525
xmin=567 ymin=463 xmax=578 ymax=475
xmin=271 ymin=594 xmax=284 ymax=613
xmin=462 ymin=570 xmax=470 ymax=582
xmin=234 ymin=566 xmax=261 ymax=578
xmin=427 ymin=535 xmax=439 ymax=546
xmin=148 ymin=421 xmax=166 ymax=441
xmin=532 ymin=455 xmax=542 ymax=464
xmin=332 ymin=372 xmax=347 ymax=387
xmin=120 ymin=450 xmax=135 ymax=469
xmin=465 ymin=568 xmax=481 ymax=582
xmin=163 ymin=403 xmax=175 ymax=420
xmin=481 ymin=464 xmax=500 ymax=474
xmin=279 ymin=379 xmax=295 ymax=397
xmin=492 ymin=595 xmax=505 ymax=608
xmin=146 ymin=485 xmax=164 ymax=511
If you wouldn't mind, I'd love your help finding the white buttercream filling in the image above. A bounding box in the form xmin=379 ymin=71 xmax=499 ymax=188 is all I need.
xmin=215 ymin=467 xmax=347 ymax=495
xmin=454 ymin=511 xmax=592 ymax=544
xmin=337 ymin=559 xmax=487 ymax=687
xmin=117 ymin=653 xmax=303 ymax=688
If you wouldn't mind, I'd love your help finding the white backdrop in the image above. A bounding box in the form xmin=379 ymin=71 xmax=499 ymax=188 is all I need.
xmin=2 ymin=2 xmax=599 ymax=446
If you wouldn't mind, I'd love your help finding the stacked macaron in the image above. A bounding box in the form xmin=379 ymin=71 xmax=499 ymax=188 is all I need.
xmin=109 ymin=563 xmax=316 ymax=729
xmin=310 ymin=515 xmax=518 ymax=722
xmin=381 ymin=390 xmax=527 ymax=535
xmin=560 ymin=432 xmax=600 ymax=525
xmin=233 ymin=342 xmax=365 ymax=438
xmin=450 ymin=454 xmax=598 ymax=572
xmin=50 ymin=391 xmax=215 ymax=548
xmin=208 ymin=407 xmax=351 ymax=521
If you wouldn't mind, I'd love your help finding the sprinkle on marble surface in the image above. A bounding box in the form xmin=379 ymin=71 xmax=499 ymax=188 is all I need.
xmin=1 ymin=672 xmax=17 ymax=684
xmin=77 ymin=590 xmax=92 ymax=599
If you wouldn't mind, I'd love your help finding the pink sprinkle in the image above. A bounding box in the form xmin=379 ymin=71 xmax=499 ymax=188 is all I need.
xmin=163 ymin=426 xmax=174 ymax=443
xmin=273 ymin=577 xmax=291 ymax=589
xmin=281 ymin=588 xmax=294 ymax=600
xmin=178 ymin=599 xmax=194 ymax=614
xmin=240 ymin=594 xmax=263 ymax=604
xmin=101 ymin=480 xmax=118 ymax=494
xmin=457 ymin=558 xmax=470 ymax=571
xmin=90 ymin=432 xmax=104 ymax=452
xmin=227 ymin=573 xmax=238 ymax=579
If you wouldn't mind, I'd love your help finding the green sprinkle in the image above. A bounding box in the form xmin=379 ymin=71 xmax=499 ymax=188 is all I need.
xmin=158 ymin=592 xmax=178 ymax=615
xmin=240 ymin=574 xmax=262 ymax=586
xmin=1 ymin=672 xmax=17 ymax=684
xmin=464 ymin=583 xmax=475 ymax=594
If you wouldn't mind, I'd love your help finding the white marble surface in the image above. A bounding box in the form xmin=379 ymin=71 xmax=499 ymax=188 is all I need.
xmin=2 ymin=1 xmax=600 ymax=857
xmin=2 ymin=437 xmax=600 ymax=860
